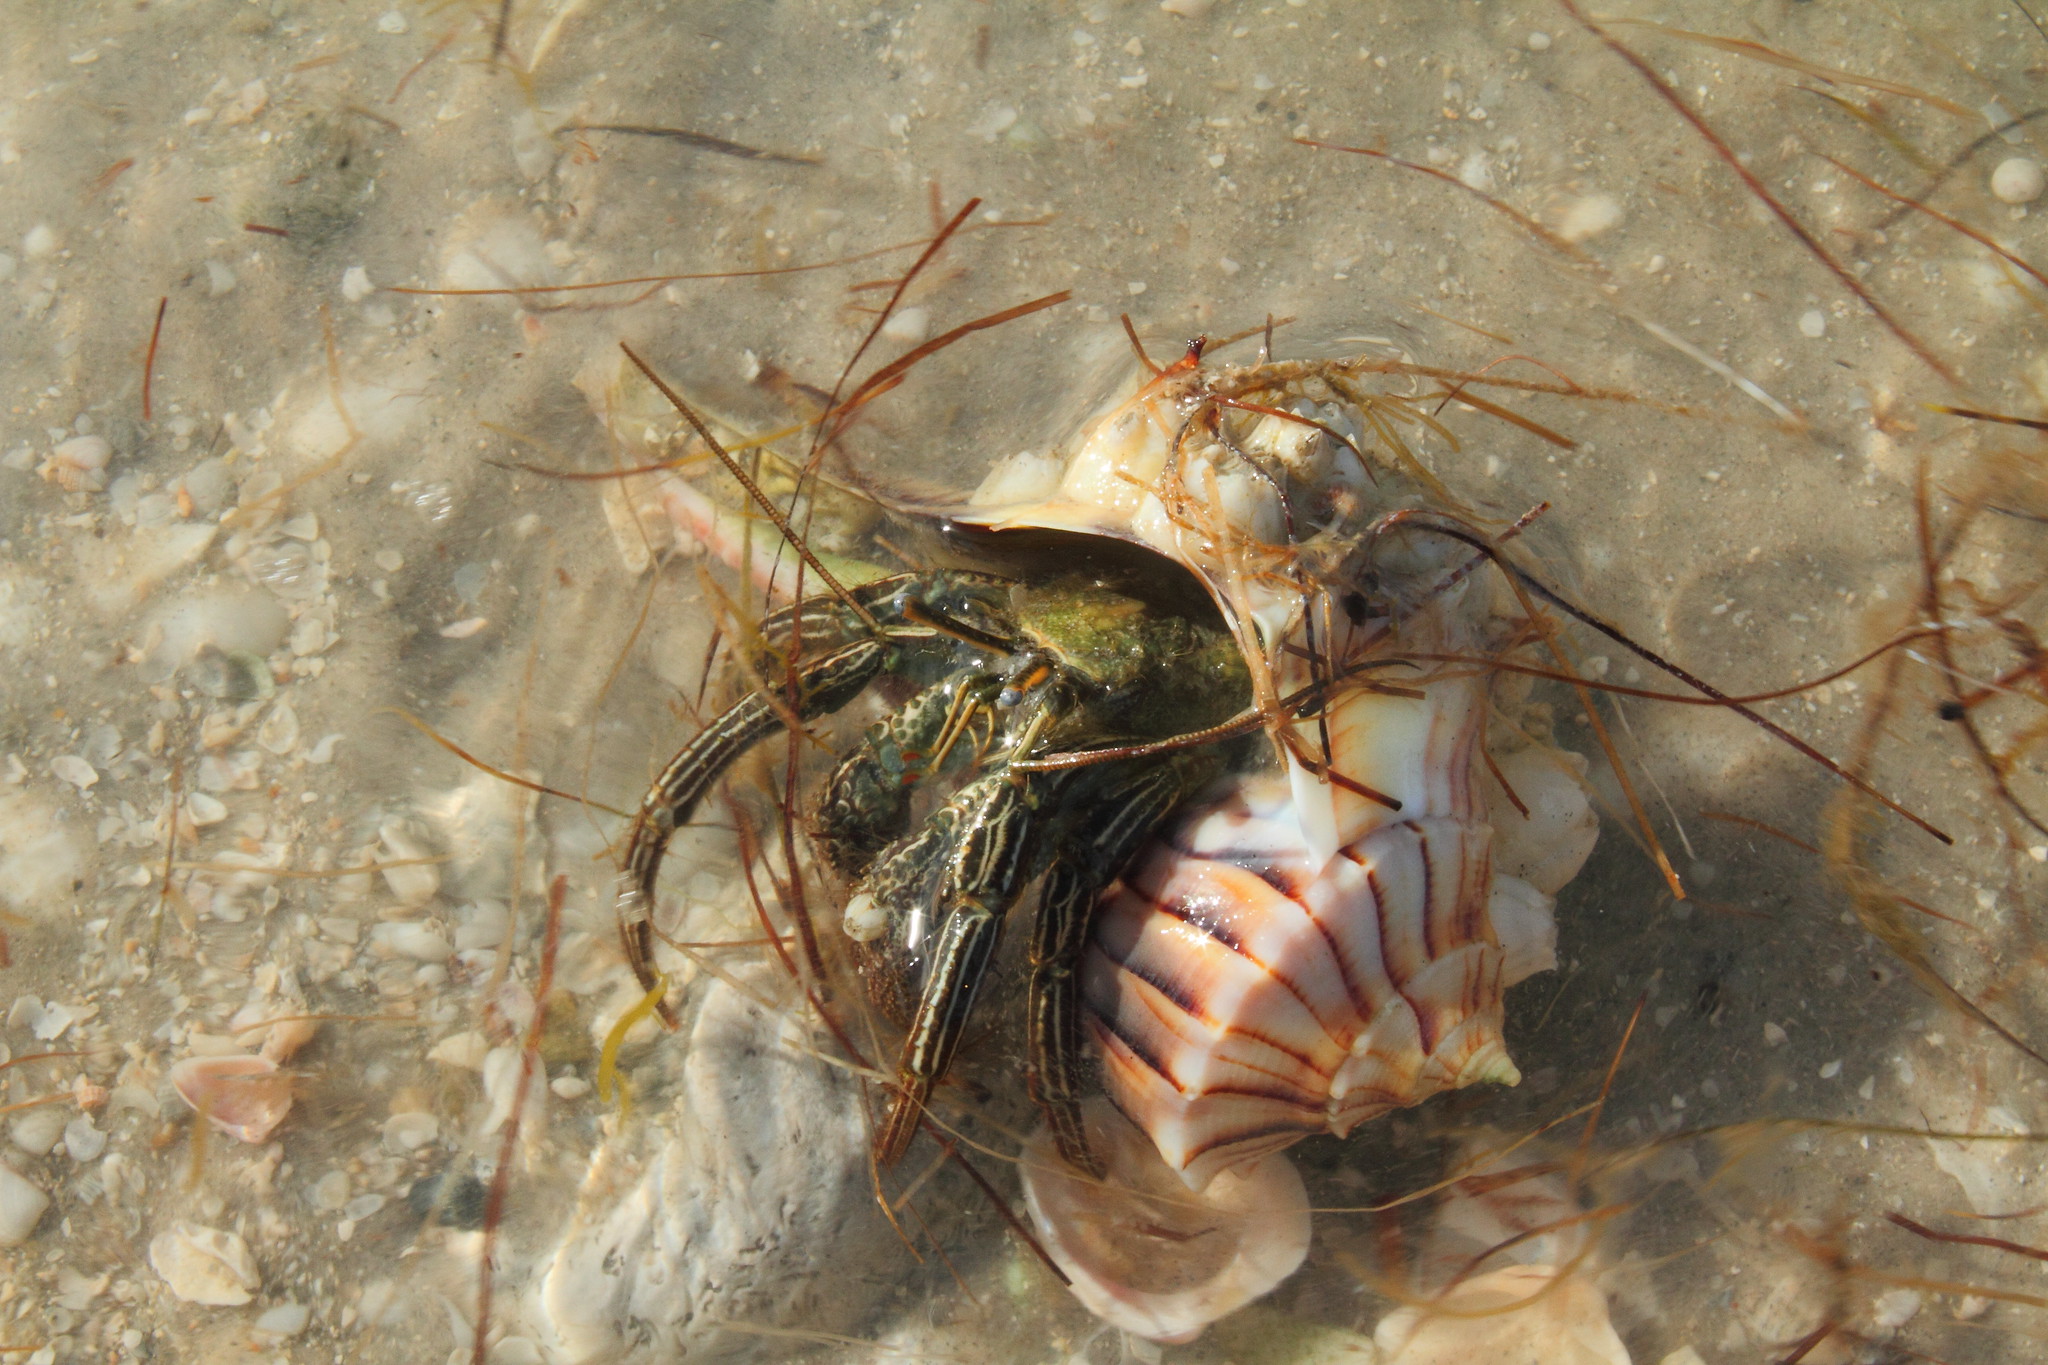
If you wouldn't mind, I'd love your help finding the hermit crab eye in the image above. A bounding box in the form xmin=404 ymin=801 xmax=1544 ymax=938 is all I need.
xmin=997 ymin=654 xmax=1057 ymax=707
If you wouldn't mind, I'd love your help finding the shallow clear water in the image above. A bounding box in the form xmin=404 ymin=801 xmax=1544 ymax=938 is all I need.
xmin=3 ymin=2 xmax=2047 ymax=1362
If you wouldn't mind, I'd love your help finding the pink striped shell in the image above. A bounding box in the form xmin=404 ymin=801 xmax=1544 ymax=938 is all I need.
xmin=1085 ymin=700 xmax=1566 ymax=1191
xmin=963 ymin=350 xmax=1593 ymax=1192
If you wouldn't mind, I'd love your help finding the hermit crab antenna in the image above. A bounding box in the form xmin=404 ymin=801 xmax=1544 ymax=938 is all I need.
xmin=619 ymin=342 xmax=882 ymax=635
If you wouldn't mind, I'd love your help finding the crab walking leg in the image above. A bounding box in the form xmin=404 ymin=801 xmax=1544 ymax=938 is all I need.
xmin=875 ymin=773 xmax=1037 ymax=1166
xmin=617 ymin=636 xmax=889 ymax=998
xmin=812 ymin=673 xmax=1002 ymax=878
xmin=1027 ymin=762 xmax=1193 ymax=1179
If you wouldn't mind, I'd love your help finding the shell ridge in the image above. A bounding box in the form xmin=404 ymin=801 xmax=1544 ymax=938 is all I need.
xmin=1087 ymin=943 xmax=1337 ymax=1085
xmin=1087 ymin=968 xmax=1337 ymax=1101
xmin=1146 ymin=869 xmax=1363 ymax=1043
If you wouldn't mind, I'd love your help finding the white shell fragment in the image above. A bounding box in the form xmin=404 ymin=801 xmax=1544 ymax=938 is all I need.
xmin=376 ymin=819 xmax=441 ymax=905
xmin=524 ymin=973 xmax=900 ymax=1362
xmin=170 ymin=1053 xmax=293 ymax=1144
xmin=10 ymin=1106 xmax=66 ymax=1157
xmin=148 ymin=1222 xmax=261 ymax=1305
xmin=1488 ymin=747 xmax=1598 ymax=897
xmin=0 ymin=1164 xmax=50 ymax=1245
xmin=1019 ymin=1100 xmax=1309 ymax=1344
xmin=1375 ymin=1265 xmax=1631 ymax=1365
xmin=50 ymin=755 xmax=97 ymax=790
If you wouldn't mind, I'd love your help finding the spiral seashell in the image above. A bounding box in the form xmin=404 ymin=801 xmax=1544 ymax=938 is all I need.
xmin=963 ymin=354 xmax=1595 ymax=1191
xmin=1085 ymin=777 xmax=1560 ymax=1189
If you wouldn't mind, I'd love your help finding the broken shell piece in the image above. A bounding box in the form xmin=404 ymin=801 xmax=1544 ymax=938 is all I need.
xmin=377 ymin=818 xmax=441 ymax=905
xmin=149 ymin=1222 xmax=261 ymax=1306
xmin=41 ymin=434 xmax=112 ymax=491
xmin=1487 ymin=746 xmax=1598 ymax=897
xmin=0 ymin=1164 xmax=50 ymax=1245
xmin=170 ymin=1053 xmax=292 ymax=1143
xmin=228 ymin=1001 xmax=319 ymax=1063
xmin=1374 ymin=1264 xmax=1630 ymax=1365
xmin=1018 ymin=1100 xmax=1310 ymax=1344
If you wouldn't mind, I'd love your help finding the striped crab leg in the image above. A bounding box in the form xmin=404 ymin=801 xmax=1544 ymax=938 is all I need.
xmin=1025 ymin=761 xmax=1196 ymax=1179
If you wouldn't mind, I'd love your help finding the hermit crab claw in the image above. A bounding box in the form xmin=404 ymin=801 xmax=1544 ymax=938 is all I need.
xmin=1017 ymin=1099 xmax=1311 ymax=1344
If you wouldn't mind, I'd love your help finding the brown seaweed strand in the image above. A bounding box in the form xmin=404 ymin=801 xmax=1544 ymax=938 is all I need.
xmin=471 ymin=873 xmax=565 ymax=1365
xmin=1554 ymin=0 xmax=1958 ymax=387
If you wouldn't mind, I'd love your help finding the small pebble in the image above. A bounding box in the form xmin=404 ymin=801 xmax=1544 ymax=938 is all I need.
xmin=375 ymin=10 xmax=409 ymax=33
xmin=1798 ymin=309 xmax=1826 ymax=338
xmin=22 ymin=225 xmax=57 ymax=259
xmin=205 ymin=260 xmax=236 ymax=296
xmin=1527 ymin=30 xmax=1553 ymax=51
xmin=1871 ymin=1288 xmax=1922 ymax=1330
xmin=1763 ymin=1021 xmax=1789 ymax=1047
xmin=343 ymin=1192 xmax=387 ymax=1222
xmin=341 ymin=266 xmax=373 ymax=302
xmin=1558 ymin=194 xmax=1622 ymax=243
xmin=0 ymin=1165 xmax=49 ymax=1245
xmin=879 ymin=307 xmax=930 ymax=344
xmin=438 ymin=616 xmax=487 ymax=640
xmin=1993 ymin=156 xmax=2044 ymax=205
xmin=1818 ymin=1058 xmax=1842 ymax=1079
xmin=551 ymin=1074 xmax=590 ymax=1099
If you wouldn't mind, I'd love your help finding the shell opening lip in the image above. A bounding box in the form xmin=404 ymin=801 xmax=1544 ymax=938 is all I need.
xmin=930 ymin=521 xmax=1227 ymax=625
xmin=1019 ymin=1099 xmax=1312 ymax=1345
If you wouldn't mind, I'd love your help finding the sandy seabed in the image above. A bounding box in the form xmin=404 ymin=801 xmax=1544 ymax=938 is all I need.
xmin=4 ymin=2 xmax=2048 ymax=1363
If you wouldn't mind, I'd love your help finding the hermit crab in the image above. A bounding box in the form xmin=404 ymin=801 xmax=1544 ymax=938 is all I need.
xmin=616 ymin=556 xmax=1257 ymax=1167
xmin=612 ymin=330 xmax=1603 ymax=1341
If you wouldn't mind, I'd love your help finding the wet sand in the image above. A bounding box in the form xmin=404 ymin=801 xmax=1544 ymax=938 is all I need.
xmin=2 ymin=2 xmax=2047 ymax=1361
